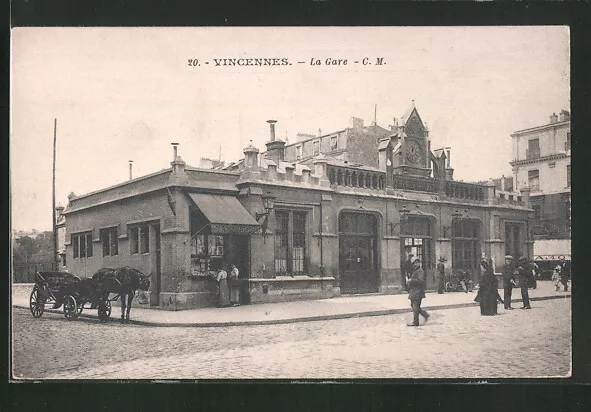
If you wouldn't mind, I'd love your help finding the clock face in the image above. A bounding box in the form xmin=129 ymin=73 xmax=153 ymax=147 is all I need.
xmin=406 ymin=140 xmax=422 ymax=164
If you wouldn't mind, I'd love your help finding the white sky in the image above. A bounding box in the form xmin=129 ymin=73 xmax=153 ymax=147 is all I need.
xmin=10 ymin=26 xmax=570 ymax=232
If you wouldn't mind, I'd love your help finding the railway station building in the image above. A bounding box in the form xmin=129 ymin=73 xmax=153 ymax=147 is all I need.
xmin=62 ymin=104 xmax=534 ymax=310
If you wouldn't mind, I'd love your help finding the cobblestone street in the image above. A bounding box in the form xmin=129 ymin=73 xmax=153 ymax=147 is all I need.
xmin=12 ymin=297 xmax=570 ymax=380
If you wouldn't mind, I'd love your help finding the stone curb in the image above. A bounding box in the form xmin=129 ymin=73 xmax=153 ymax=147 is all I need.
xmin=13 ymin=294 xmax=570 ymax=328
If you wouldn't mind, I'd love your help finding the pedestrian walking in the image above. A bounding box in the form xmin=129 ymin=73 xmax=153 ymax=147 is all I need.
xmin=229 ymin=264 xmax=240 ymax=306
xmin=475 ymin=259 xmax=503 ymax=315
xmin=552 ymin=265 xmax=561 ymax=291
xmin=560 ymin=259 xmax=570 ymax=292
xmin=407 ymin=259 xmax=429 ymax=327
xmin=502 ymin=255 xmax=516 ymax=310
xmin=516 ymin=256 xmax=531 ymax=309
xmin=214 ymin=265 xmax=230 ymax=307
xmin=436 ymin=257 xmax=446 ymax=294
xmin=403 ymin=253 xmax=415 ymax=291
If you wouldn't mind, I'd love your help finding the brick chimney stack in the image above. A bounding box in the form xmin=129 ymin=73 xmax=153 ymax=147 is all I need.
xmin=559 ymin=110 xmax=570 ymax=122
xmin=265 ymin=120 xmax=286 ymax=165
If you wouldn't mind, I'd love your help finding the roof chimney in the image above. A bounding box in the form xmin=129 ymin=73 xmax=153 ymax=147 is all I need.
xmin=265 ymin=120 xmax=285 ymax=165
xmin=550 ymin=113 xmax=558 ymax=124
xmin=128 ymin=160 xmax=133 ymax=180
xmin=171 ymin=142 xmax=179 ymax=160
xmin=559 ymin=110 xmax=570 ymax=122
xmin=267 ymin=120 xmax=277 ymax=141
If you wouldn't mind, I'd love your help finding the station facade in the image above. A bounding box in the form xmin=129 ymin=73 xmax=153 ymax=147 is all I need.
xmin=63 ymin=105 xmax=534 ymax=310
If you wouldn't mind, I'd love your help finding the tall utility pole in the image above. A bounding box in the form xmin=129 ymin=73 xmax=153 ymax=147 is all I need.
xmin=52 ymin=118 xmax=58 ymax=270
xmin=374 ymin=104 xmax=377 ymax=126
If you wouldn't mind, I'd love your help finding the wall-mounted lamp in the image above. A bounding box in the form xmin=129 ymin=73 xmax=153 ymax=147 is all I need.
xmin=388 ymin=204 xmax=411 ymax=235
xmin=256 ymin=191 xmax=276 ymax=238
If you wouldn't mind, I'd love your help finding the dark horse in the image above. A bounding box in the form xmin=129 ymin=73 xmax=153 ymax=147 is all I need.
xmin=92 ymin=267 xmax=151 ymax=322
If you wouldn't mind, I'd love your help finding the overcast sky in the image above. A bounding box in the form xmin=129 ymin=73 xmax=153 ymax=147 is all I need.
xmin=10 ymin=26 xmax=570 ymax=232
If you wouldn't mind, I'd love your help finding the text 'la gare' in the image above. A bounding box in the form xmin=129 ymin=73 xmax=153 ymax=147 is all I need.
xmin=310 ymin=57 xmax=385 ymax=66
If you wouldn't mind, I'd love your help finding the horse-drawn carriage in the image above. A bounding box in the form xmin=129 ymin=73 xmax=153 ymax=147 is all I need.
xmin=29 ymin=267 xmax=151 ymax=322
xmin=29 ymin=271 xmax=113 ymax=320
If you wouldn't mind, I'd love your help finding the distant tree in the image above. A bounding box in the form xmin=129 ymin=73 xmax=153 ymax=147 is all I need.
xmin=12 ymin=231 xmax=55 ymax=269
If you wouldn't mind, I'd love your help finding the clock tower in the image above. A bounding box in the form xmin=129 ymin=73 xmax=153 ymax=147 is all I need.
xmin=392 ymin=102 xmax=432 ymax=178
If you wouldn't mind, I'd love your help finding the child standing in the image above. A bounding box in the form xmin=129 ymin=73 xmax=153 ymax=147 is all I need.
xmin=552 ymin=265 xmax=561 ymax=292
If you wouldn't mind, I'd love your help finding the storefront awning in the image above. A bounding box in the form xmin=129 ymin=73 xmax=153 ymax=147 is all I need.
xmin=187 ymin=193 xmax=260 ymax=235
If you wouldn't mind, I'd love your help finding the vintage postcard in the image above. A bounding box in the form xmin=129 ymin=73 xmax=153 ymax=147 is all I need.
xmin=10 ymin=26 xmax=571 ymax=380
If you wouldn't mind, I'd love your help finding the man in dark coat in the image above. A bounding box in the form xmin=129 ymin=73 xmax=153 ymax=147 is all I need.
xmin=436 ymin=257 xmax=447 ymax=294
xmin=407 ymin=259 xmax=429 ymax=327
xmin=517 ymin=256 xmax=531 ymax=309
xmin=502 ymin=255 xmax=515 ymax=310
xmin=403 ymin=253 xmax=415 ymax=291
xmin=560 ymin=259 xmax=570 ymax=292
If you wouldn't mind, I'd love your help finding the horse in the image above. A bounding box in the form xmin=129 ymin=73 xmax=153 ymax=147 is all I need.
xmin=92 ymin=267 xmax=151 ymax=322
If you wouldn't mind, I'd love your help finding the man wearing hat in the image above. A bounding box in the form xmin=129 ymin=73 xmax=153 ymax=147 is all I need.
xmin=407 ymin=259 xmax=429 ymax=326
xmin=403 ymin=253 xmax=415 ymax=291
xmin=436 ymin=257 xmax=447 ymax=294
xmin=516 ymin=256 xmax=532 ymax=309
xmin=559 ymin=258 xmax=570 ymax=292
xmin=502 ymin=255 xmax=516 ymax=310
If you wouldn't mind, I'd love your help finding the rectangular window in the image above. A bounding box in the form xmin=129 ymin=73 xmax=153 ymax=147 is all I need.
xmin=451 ymin=220 xmax=480 ymax=269
xmin=330 ymin=136 xmax=338 ymax=151
xmin=73 ymin=234 xmax=79 ymax=258
xmin=190 ymin=234 xmax=226 ymax=274
xmin=293 ymin=212 xmax=306 ymax=273
xmin=208 ymin=235 xmax=224 ymax=256
xmin=528 ymin=169 xmax=540 ymax=191
xmin=129 ymin=227 xmax=139 ymax=254
xmin=567 ymin=164 xmax=571 ymax=187
xmin=566 ymin=132 xmax=571 ymax=151
xmin=140 ymin=225 xmax=150 ymax=254
xmin=101 ymin=227 xmax=119 ymax=256
xmin=527 ymin=138 xmax=540 ymax=159
xmin=313 ymin=140 xmax=320 ymax=156
xmin=274 ymin=210 xmax=307 ymax=274
xmin=274 ymin=211 xmax=289 ymax=273
xmin=129 ymin=223 xmax=150 ymax=255
xmin=296 ymin=145 xmax=302 ymax=160
xmin=72 ymin=232 xmax=93 ymax=259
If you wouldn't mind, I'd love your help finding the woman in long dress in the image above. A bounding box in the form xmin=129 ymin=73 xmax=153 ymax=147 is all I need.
xmin=216 ymin=266 xmax=230 ymax=307
xmin=478 ymin=259 xmax=501 ymax=315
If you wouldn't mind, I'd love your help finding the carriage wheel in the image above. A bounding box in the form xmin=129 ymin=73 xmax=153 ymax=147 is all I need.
xmin=63 ymin=295 xmax=78 ymax=320
xmin=98 ymin=300 xmax=112 ymax=321
xmin=29 ymin=286 xmax=45 ymax=318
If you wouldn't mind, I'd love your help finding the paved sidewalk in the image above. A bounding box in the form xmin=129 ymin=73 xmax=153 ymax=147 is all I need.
xmin=12 ymin=281 xmax=570 ymax=327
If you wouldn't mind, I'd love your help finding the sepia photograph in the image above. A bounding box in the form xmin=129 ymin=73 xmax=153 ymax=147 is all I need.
xmin=10 ymin=26 xmax=571 ymax=380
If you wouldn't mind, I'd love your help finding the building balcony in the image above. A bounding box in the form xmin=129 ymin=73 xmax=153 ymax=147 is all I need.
xmin=327 ymin=165 xmax=385 ymax=190
xmin=325 ymin=163 xmax=528 ymax=207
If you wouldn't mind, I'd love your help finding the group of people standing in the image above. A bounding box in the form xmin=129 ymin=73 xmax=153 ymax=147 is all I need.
xmin=213 ymin=263 xmax=241 ymax=307
xmin=552 ymin=259 xmax=571 ymax=292
xmin=405 ymin=252 xmax=546 ymax=325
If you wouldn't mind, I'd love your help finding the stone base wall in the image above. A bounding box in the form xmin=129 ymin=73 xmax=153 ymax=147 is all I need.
xmin=159 ymin=291 xmax=217 ymax=311
xmin=248 ymin=277 xmax=338 ymax=304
